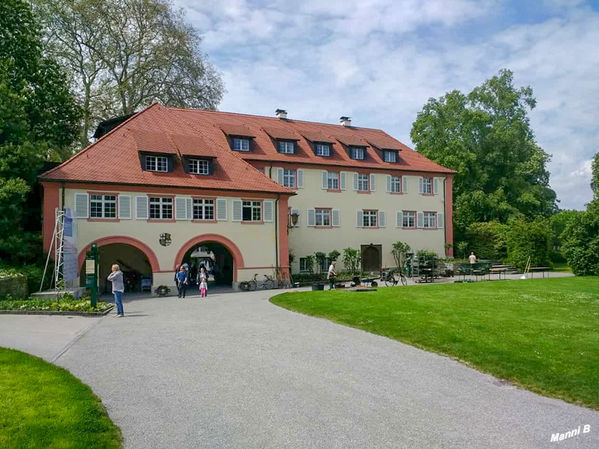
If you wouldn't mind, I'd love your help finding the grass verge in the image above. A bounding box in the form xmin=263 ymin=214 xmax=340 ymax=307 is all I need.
xmin=0 ymin=348 xmax=122 ymax=449
xmin=271 ymin=277 xmax=599 ymax=409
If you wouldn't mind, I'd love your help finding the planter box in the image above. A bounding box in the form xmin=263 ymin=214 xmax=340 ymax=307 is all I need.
xmin=312 ymin=283 xmax=325 ymax=291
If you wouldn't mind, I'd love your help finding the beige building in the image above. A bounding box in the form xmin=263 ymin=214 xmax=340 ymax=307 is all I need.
xmin=41 ymin=104 xmax=454 ymax=292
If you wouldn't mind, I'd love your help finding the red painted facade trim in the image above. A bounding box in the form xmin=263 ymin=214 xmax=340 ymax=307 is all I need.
xmin=77 ymin=236 xmax=161 ymax=273
xmin=445 ymin=176 xmax=454 ymax=257
xmin=278 ymin=196 xmax=290 ymax=280
xmin=174 ymin=234 xmax=245 ymax=282
xmin=42 ymin=182 xmax=60 ymax=254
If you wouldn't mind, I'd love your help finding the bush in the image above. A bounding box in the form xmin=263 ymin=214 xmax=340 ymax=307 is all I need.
xmin=549 ymin=210 xmax=583 ymax=262
xmin=466 ymin=222 xmax=508 ymax=260
xmin=505 ymin=218 xmax=551 ymax=270
xmin=0 ymin=270 xmax=28 ymax=300
xmin=0 ymin=262 xmax=53 ymax=295
xmin=342 ymin=248 xmax=361 ymax=274
xmin=562 ymin=200 xmax=599 ymax=276
xmin=0 ymin=297 xmax=111 ymax=312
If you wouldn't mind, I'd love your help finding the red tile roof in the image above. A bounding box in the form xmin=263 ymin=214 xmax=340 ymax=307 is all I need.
xmin=41 ymin=104 xmax=293 ymax=194
xmin=41 ymin=104 xmax=454 ymax=191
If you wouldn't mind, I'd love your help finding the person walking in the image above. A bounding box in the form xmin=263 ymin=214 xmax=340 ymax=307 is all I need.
xmin=198 ymin=266 xmax=208 ymax=297
xmin=327 ymin=261 xmax=337 ymax=290
xmin=469 ymin=252 xmax=477 ymax=264
xmin=107 ymin=264 xmax=125 ymax=317
xmin=175 ymin=265 xmax=188 ymax=298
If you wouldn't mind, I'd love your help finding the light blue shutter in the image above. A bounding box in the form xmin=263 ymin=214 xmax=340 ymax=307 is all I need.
xmin=307 ymin=208 xmax=315 ymax=226
xmin=402 ymin=176 xmax=408 ymax=193
xmin=437 ymin=213 xmax=444 ymax=228
xmin=186 ymin=198 xmax=192 ymax=219
xmin=175 ymin=197 xmax=188 ymax=220
xmin=379 ymin=211 xmax=386 ymax=227
xmin=74 ymin=193 xmax=89 ymax=218
xmin=322 ymin=171 xmax=328 ymax=189
xmin=356 ymin=210 xmax=363 ymax=227
xmin=386 ymin=175 xmax=391 ymax=193
xmin=417 ymin=212 xmax=424 ymax=228
xmin=340 ymin=172 xmax=347 ymax=190
xmin=353 ymin=173 xmax=359 ymax=191
xmin=216 ymin=199 xmax=227 ymax=221
xmin=135 ymin=196 xmax=148 ymax=219
xmin=434 ymin=178 xmax=439 ymax=195
xmin=232 ymin=200 xmax=242 ymax=221
xmin=277 ymin=168 xmax=284 ymax=185
xmin=418 ymin=177 xmax=424 ymax=194
xmin=297 ymin=169 xmax=304 ymax=188
xmin=370 ymin=174 xmax=376 ymax=191
xmin=118 ymin=195 xmax=131 ymax=219
xmin=263 ymin=200 xmax=274 ymax=222
xmin=396 ymin=211 xmax=403 ymax=227
xmin=332 ymin=209 xmax=340 ymax=227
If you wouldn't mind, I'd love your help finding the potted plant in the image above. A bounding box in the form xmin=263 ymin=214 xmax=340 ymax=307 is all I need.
xmin=154 ymin=285 xmax=170 ymax=297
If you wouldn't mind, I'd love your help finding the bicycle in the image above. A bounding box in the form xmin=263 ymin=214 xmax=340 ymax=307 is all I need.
xmin=380 ymin=268 xmax=407 ymax=287
xmin=248 ymin=273 xmax=275 ymax=290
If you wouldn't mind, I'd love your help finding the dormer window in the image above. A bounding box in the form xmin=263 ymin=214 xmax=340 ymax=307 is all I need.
xmin=231 ymin=137 xmax=250 ymax=152
xmin=383 ymin=150 xmax=397 ymax=163
xmin=278 ymin=140 xmax=295 ymax=154
xmin=188 ymin=158 xmax=211 ymax=175
xmin=315 ymin=143 xmax=331 ymax=157
xmin=350 ymin=146 xmax=365 ymax=160
xmin=145 ymin=155 xmax=169 ymax=172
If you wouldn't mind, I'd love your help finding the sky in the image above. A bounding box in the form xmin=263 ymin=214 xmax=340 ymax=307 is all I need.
xmin=174 ymin=0 xmax=599 ymax=210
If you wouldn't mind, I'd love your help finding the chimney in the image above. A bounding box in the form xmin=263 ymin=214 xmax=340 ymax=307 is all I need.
xmin=275 ymin=109 xmax=288 ymax=119
xmin=340 ymin=116 xmax=352 ymax=127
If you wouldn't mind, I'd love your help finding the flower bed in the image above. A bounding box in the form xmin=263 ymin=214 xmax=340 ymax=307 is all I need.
xmin=0 ymin=297 xmax=113 ymax=315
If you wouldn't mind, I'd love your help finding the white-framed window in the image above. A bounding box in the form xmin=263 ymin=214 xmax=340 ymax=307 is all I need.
xmin=402 ymin=211 xmax=416 ymax=228
xmin=299 ymin=257 xmax=310 ymax=272
xmin=357 ymin=173 xmax=369 ymax=191
xmin=327 ymin=172 xmax=339 ymax=190
xmin=422 ymin=177 xmax=433 ymax=194
xmin=315 ymin=208 xmax=331 ymax=226
xmin=193 ymin=198 xmax=214 ymax=220
xmin=278 ymin=141 xmax=295 ymax=154
xmin=90 ymin=194 xmax=116 ymax=218
xmin=350 ymin=146 xmax=365 ymax=160
xmin=319 ymin=257 xmax=330 ymax=273
xmin=145 ymin=155 xmax=168 ymax=172
xmin=149 ymin=197 xmax=173 ymax=220
xmin=390 ymin=176 xmax=401 ymax=193
xmin=423 ymin=211 xmax=437 ymax=228
xmin=232 ymin=137 xmax=250 ymax=151
xmin=383 ymin=150 xmax=397 ymax=163
xmin=363 ymin=210 xmax=377 ymax=227
xmin=242 ymin=200 xmax=261 ymax=222
xmin=282 ymin=169 xmax=296 ymax=188
xmin=188 ymin=159 xmax=210 ymax=175
xmin=315 ymin=143 xmax=330 ymax=157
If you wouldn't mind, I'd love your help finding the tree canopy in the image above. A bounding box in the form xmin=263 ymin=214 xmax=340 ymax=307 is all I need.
xmin=411 ymin=69 xmax=557 ymax=241
xmin=0 ymin=0 xmax=80 ymax=264
xmin=592 ymin=152 xmax=599 ymax=200
xmin=34 ymin=0 xmax=225 ymax=147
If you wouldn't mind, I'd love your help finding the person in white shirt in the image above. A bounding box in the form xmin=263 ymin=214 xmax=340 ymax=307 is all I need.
xmin=327 ymin=261 xmax=337 ymax=290
xmin=469 ymin=252 xmax=477 ymax=264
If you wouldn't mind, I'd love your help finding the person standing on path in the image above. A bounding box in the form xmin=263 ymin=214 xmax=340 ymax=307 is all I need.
xmin=107 ymin=264 xmax=124 ymax=317
xmin=469 ymin=252 xmax=477 ymax=264
xmin=327 ymin=261 xmax=337 ymax=290
xmin=175 ymin=266 xmax=188 ymax=298
xmin=198 ymin=266 xmax=208 ymax=297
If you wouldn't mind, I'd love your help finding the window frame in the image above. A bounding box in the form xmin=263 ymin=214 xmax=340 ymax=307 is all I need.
xmin=242 ymin=200 xmax=262 ymax=222
xmin=402 ymin=210 xmax=416 ymax=228
xmin=231 ymin=137 xmax=251 ymax=152
xmin=89 ymin=193 xmax=117 ymax=219
xmin=192 ymin=198 xmax=215 ymax=221
xmin=282 ymin=168 xmax=296 ymax=188
xmin=327 ymin=171 xmax=339 ymax=190
xmin=148 ymin=196 xmax=173 ymax=220
xmin=383 ymin=150 xmax=398 ymax=163
xmin=315 ymin=142 xmax=331 ymax=157
xmin=314 ymin=208 xmax=332 ymax=227
xmin=299 ymin=257 xmax=309 ymax=273
xmin=277 ymin=140 xmax=295 ymax=154
xmin=145 ymin=155 xmax=169 ymax=172
xmin=350 ymin=146 xmax=366 ymax=160
xmin=188 ymin=158 xmax=211 ymax=175
xmin=390 ymin=175 xmax=401 ymax=193
xmin=422 ymin=177 xmax=433 ymax=195
xmin=357 ymin=173 xmax=369 ymax=192
xmin=362 ymin=209 xmax=378 ymax=228
xmin=423 ymin=211 xmax=437 ymax=229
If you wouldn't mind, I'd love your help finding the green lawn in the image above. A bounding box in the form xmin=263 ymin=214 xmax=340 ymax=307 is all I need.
xmin=271 ymin=277 xmax=599 ymax=409
xmin=0 ymin=348 xmax=122 ymax=449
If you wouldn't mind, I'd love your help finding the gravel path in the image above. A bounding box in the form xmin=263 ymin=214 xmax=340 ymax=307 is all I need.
xmin=2 ymin=288 xmax=597 ymax=448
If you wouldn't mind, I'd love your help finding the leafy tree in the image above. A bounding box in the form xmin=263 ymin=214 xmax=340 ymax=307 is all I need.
xmin=411 ymin=69 xmax=557 ymax=243
xmin=505 ymin=218 xmax=551 ymax=270
xmin=313 ymin=251 xmax=326 ymax=274
xmin=303 ymin=255 xmax=314 ymax=275
xmin=0 ymin=0 xmax=79 ymax=264
xmin=342 ymin=248 xmax=361 ymax=275
xmin=35 ymin=0 xmax=224 ymax=147
xmin=328 ymin=250 xmax=340 ymax=262
xmin=548 ymin=210 xmax=582 ymax=262
xmin=562 ymin=200 xmax=599 ymax=276
xmin=466 ymin=222 xmax=508 ymax=261
xmin=592 ymin=152 xmax=599 ymax=200
xmin=391 ymin=241 xmax=410 ymax=270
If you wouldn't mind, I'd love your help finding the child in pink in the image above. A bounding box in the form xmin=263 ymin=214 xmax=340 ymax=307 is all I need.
xmin=200 ymin=279 xmax=208 ymax=297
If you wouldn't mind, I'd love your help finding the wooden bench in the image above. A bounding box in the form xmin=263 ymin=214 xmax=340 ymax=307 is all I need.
xmin=528 ymin=267 xmax=551 ymax=278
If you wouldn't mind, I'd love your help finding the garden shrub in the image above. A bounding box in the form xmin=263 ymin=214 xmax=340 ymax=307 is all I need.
xmin=466 ymin=221 xmax=508 ymax=260
xmin=342 ymin=248 xmax=360 ymax=274
xmin=0 ymin=269 xmax=28 ymax=300
xmin=505 ymin=218 xmax=551 ymax=270
xmin=562 ymin=200 xmax=599 ymax=275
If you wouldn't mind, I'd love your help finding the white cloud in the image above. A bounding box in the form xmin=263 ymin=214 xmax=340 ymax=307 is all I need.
xmin=175 ymin=0 xmax=599 ymax=209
